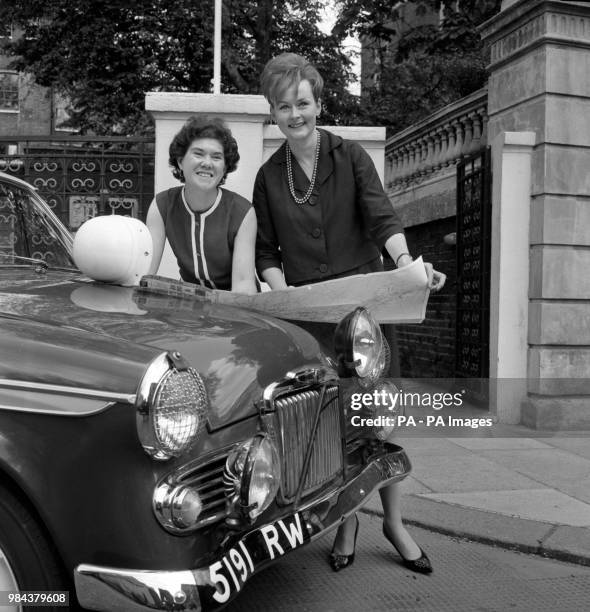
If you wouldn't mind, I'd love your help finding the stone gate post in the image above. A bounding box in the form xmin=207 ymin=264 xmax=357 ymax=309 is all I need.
xmin=481 ymin=0 xmax=590 ymax=428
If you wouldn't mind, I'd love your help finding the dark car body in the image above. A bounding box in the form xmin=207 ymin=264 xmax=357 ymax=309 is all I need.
xmin=0 ymin=172 xmax=410 ymax=611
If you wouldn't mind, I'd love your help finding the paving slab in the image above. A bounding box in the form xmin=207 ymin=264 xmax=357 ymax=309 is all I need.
xmin=541 ymin=437 xmax=590 ymax=460
xmin=478 ymin=448 xmax=590 ymax=503
xmin=418 ymin=489 xmax=590 ymax=526
xmin=449 ymin=437 xmax=552 ymax=451
xmin=408 ymin=452 xmax=543 ymax=493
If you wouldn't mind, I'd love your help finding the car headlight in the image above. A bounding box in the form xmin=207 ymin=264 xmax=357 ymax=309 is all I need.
xmin=334 ymin=307 xmax=389 ymax=385
xmin=136 ymin=352 xmax=208 ymax=460
xmin=223 ymin=434 xmax=280 ymax=522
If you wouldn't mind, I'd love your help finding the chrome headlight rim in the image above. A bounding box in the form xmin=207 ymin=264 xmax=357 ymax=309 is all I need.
xmin=334 ymin=307 xmax=387 ymax=384
xmin=136 ymin=351 xmax=208 ymax=461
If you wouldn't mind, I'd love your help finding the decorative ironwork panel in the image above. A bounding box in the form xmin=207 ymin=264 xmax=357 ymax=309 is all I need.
xmin=455 ymin=148 xmax=491 ymax=400
xmin=0 ymin=136 xmax=154 ymax=231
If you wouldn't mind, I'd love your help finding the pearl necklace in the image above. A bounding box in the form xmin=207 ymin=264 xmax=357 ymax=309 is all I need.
xmin=286 ymin=131 xmax=320 ymax=205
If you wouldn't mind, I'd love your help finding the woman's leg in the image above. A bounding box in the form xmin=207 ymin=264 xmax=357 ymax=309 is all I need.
xmin=379 ymin=481 xmax=421 ymax=559
xmin=330 ymin=483 xmax=421 ymax=559
xmin=331 ymin=514 xmax=358 ymax=555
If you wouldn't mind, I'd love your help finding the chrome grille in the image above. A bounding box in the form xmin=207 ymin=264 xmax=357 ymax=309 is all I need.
xmin=176 ymin=453 xmax=228 ymax=528
xmin=275 ymin=385 xmax=343 ymax=501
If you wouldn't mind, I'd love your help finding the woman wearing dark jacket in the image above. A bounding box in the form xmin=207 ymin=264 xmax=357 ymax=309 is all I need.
xmin=253 ymin=53 xmax=445 ymax=575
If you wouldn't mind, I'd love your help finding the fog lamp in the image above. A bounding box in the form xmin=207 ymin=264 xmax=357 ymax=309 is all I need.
xmin=223 ymin=434 xmax=280 ymax=521
xmin=334 ymin=307 xmax=388 ymax=385
xmin=172 ymin=487 xmax=203 ymax=528
xmin=153 ymin=483 xmax=203 ymax=531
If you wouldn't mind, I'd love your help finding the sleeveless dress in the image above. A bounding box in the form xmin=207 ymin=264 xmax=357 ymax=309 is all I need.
xmin=156 ymin=186 xmax=251 ymax=290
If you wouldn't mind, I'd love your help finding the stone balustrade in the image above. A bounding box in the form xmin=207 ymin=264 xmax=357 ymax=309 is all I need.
xmin=385 ymin=88 xmax=488 ymax=192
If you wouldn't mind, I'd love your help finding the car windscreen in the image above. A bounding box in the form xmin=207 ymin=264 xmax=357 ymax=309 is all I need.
xmin=0 ymin=179 xmax=76 ymax=269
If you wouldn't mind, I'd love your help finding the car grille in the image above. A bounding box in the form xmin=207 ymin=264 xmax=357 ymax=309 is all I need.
xmin=275 ymin=385 xmax=343 ymax=502
xmin=177 ymin=452 xmax=228 ymax=528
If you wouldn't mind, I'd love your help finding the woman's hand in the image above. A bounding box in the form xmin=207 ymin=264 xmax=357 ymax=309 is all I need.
xmin=393 ymin=249 xmax=446 ymax=293
xmin=423 ymin=262 xmax=446 ymax=292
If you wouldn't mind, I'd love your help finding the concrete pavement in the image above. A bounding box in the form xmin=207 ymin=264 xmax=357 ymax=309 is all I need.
xmin=361 ymin=387 xmax=590 ymax=567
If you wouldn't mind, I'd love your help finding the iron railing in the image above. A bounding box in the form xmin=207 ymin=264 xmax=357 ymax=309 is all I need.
xmin=455 ymin=147 xmax=492 ymax=399
xmin=0 ymin=135 xmax=155 ymax=231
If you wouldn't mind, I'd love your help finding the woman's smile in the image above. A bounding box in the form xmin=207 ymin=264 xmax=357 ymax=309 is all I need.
xmin=178 ymin=137 xmax=226 ymax=191
xmin=272 ymin=79 xmax=321 ymax=142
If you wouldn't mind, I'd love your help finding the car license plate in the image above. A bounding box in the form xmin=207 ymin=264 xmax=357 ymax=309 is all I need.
xmin=209 ymin=512 xmax=310 ymax=604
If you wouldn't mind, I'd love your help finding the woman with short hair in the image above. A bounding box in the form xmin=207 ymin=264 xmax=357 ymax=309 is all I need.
xmin=253 ymin=52 xmax=444 ymax=574
xmin=147 ymin=116 xmax=257 ymax=294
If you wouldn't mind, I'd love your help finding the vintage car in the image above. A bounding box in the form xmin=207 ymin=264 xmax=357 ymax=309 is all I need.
xmin=0 ymin=171 xmax=410 ymax=611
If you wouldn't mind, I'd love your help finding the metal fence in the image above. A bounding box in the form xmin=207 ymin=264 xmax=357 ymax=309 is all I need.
xmin=455 ymin=147 xmax=492 ymax=400
xmin=0 ymin=135 xmax=155 ymax=231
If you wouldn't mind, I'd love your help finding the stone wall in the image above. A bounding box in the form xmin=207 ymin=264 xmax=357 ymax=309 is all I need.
xmin=481 ymin=0 xmax=590 ymax=429
xmin=386 ymin=0 xmax=590 ymax=428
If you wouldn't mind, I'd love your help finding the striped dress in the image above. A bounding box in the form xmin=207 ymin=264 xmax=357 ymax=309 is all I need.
xmin=156 ymin=186 xmax=251 ymax=290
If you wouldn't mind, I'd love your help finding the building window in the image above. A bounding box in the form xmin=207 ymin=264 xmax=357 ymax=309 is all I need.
xmin=0 ymin=144 xmax=17 ymax=155
xmin=0 ymin=72 xmax=19 ymax=111
xmin=0 ymin=23 xmax=13 ymax=40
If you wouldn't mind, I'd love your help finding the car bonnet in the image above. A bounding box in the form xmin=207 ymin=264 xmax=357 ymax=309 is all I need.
xmin=0 ymin=271 xmax=324 ymax=428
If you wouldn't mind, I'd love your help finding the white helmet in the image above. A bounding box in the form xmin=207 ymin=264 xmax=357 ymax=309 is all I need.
xmin=73 ymin=215 xmax=153 ymax=286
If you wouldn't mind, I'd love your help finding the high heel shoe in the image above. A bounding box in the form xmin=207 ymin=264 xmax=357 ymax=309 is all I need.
xmin=382 ymin=525 xmax=433 ymax=574
xmin=329 ymin=515 xmax=360 ymax=572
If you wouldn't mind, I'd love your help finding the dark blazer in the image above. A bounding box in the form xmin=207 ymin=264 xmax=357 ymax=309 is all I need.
xmin=253 ymin=128 xmax=403 ymax=285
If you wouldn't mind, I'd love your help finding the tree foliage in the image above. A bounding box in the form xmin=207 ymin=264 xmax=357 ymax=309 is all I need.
xmin=0 ymin=0 xmax=502 ymax=135
xmin=334 ymin=0 xmax=501 ymax=133
xmin=0 ymin=0 xmax=356 ymax=134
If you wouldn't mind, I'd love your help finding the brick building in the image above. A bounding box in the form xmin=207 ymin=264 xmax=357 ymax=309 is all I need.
xmin=0 ymin=24 xmax=70 ymax=144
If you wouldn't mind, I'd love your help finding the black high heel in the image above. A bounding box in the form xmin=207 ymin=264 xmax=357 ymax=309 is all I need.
xmin=382 ymin=525 xmax=433 ymax=574
xmin=329 ymin=515 xmax=360 ymax=572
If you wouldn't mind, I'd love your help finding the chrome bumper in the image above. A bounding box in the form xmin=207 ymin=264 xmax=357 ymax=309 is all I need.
xmin=75 ymin=445 xmax=410 ymax=612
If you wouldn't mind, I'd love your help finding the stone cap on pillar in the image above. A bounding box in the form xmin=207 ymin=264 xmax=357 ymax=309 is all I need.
xmin=480 ymin=0 xmax=590 ymax=69
xmin=145 ymin=92 xmax=270 ymax=123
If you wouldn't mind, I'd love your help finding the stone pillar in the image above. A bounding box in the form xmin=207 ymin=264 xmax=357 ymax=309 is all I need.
xmin=481 ymin=0 xmax=590 ymax=429
xmin=489 ymin=132 xmax=535 ymax=424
